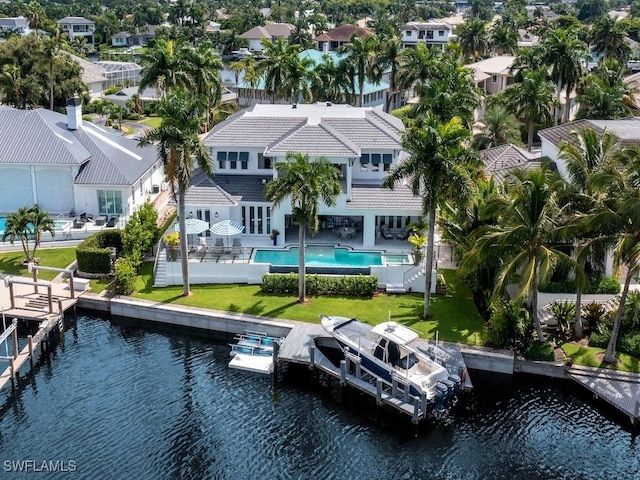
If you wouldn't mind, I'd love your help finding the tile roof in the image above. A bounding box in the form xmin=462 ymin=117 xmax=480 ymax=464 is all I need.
xmin=467 ymin=55 xmax=516 ymax=75
xmin=479 ymin=144 xmax=539 ymax=182
xmin=203 ymin=104 xmax=403 ymax=155
xmin=0 ymin=17 xmax=28 ymax=28
xmin=315 ymin=24 xmax=372 ymax=42
xmin=186 ymin=172 xmax=241 ymax=205
xmin=68 ymin=53 xmax=108 ymax=84
xmin=239 ymin=23 xmax=294 ymax=39
xmin=192 ymin=174 xmax=271 ymax=203
xmin=348 ymin=183 xmax=423 ymax=210
xmin=58 ymin=16 xmax=94 ymax=25
xmin=538 ymin=118 xmax=640 ymax=147
xmin=0 ymin=106 xmax=158 ymax=186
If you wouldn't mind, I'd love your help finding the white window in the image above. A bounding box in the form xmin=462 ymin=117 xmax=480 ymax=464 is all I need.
xmin=98 ymin=190 xmax=123 ymax=215
xmin=492 ymin=75 xmax=498 ymax=83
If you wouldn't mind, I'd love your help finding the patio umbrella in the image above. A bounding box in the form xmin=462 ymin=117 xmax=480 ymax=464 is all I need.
xmin=209 ymin=219 xmax=245 ymax=247
xmin=174 ymin=218 xmax=210 ymax=247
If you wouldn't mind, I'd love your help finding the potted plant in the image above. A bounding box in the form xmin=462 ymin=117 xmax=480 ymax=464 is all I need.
xmin=408 ymin=233 xmax=427 ymax=265
xmin=436 ymin=273 xmax=447 ymax=295
xmin=270 ymin=229 xmax=280 ymax=246
xmin=165 ymin=231 xmax=180 ymax=261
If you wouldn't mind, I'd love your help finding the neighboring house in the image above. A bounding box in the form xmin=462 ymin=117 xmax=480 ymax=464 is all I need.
xmin=0 ymin=100 xmax=164 ymax=220
xmin=0 ymin=16 xmax=31 ymax=36
xmin=96 ymin=61 xmax=142 ymax=88
xmin=238 ymin=23 xmax=295 ymax=53
xmin=110 ymin=25 xmax=157 ymax=47
xmin=468 ymin=55 xmax=516 ymax=97
xmin=58 ymin=16 xmax=95 ymax=49
xmin=315 ymin=24 xmax=372 ymax=53
xmin=200 ymin=103 xmax=422 ymax=249
xmin=517 ymin=29 xmax=539 ymax=48
xmin=400 ymin=21 xmax=453 ymax=50
xmin=479 ymin=143 xmax=545 ymax=182
xmin=235 ymin=49 xmax=389 ymax=109
xmin=68 ymin=53 xmax=108 ymax=97
xmin=104 ymin=86 xmax=237 ymax=111
xmin=539 ymin=118 xmax=640 ymax=180
xmin=204 ymin=21 xmax=221 ymax=34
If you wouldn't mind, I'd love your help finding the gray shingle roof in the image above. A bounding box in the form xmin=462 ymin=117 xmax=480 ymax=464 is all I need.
xmin=58 ymin=16 xmax=94 ymax=25
xmin=0 ymin=106 xmax=158 ymax=186
xmin=186 ymin=173 xmax=240 ymax=205
xmin=195 ymin=174 xmax=272 ymax=203
xmin=539 ymin=118 xmax=640 ymax=147
xmin=479 ymin=143 xmax=539 ymax=182
xmin=68 ymin=53 xmax=108 ymax=84
xmin=348 ymin=183 xmax=423 ymax=210
xmin=203 ymin=104 xmax=404 ymax=154
xmin=0 ymin=17 xmax=28 ymax=29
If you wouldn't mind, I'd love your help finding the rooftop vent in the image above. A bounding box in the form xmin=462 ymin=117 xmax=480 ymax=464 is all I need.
xmin=326 ymin=101 xmax=332 ymax=107
xmin=292 ymin=103 xmax=297 ymax=109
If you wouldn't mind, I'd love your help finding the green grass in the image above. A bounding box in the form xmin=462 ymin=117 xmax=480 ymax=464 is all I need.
xmin=90 ymin=278 xmax=113 ymax=294
xmin=140 ymin=117 xmax=162 ymax=128
xmin=134 ymin=264 xmax=488 ymax=345
xmin=0 ymin=248 xmax=77 ymax=280
xmin=562 ymin=343 xmax=640 ymax=373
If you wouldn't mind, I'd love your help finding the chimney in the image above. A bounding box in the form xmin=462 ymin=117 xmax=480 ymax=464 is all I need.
xmin=66 ymin=97 xmax=82 ymax=130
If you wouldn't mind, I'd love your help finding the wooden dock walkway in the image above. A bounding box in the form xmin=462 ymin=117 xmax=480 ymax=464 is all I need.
xmin=567 ymin=365 xmax=640 ymax=423
xmin=0 ymin=275 xmax=82 ymax=391
xmin=278 ymin=323 xmax=471 ymax=422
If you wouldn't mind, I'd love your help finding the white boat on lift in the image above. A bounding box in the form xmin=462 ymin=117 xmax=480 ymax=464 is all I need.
xmin=321 ymin=315 xmax=460 ymax=406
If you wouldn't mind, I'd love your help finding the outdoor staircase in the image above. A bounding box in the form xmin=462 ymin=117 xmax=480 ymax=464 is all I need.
xmin=153 ymin=250 xmax=168 ymax=287
xmin=538 ymin=295 xmax=621 ymax=326
xmin=385 ymin=265 xmax=426 ymax=294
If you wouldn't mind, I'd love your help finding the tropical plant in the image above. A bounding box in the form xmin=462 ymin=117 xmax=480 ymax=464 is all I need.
xmin=138 ymin=89 xmax=213 ymax=296
xmin=138 ymin=38 xmax=188 ymax=96
xmin=372 ymin=34 xmax=402 ymax=113
xmin=463 ymin=168 xmax=579 ymax=342
xmin=550 ymin=300 xmax=576 ymax=334
xmin=472 ymin=105 xmax=522 ymax=149
xmin=490 ymin=21 xmax=518 ymax=55
xmin=258 ymin=38 xmax=296 ymax=103
xmin=264 ymin=152 xmax=342 ymax=303
xmin=1 ymin=205 xmax=55 ymax=263
xmin=41 ymin=26 xmax=67 ymax=110
xmin=541 ymin=28 xmax=587 ymax=124
xmin=500 ymin=67 xmax=556 ymax=151
xmin=457 ymin=18 xmax=489 ymax=61
xmin=589 ymin=15 xmax=631 ymax=64
xmin=338 ymin=33 xmax=379 ymax=107
xmin=384 ymin=115 xmax=476 ymax=318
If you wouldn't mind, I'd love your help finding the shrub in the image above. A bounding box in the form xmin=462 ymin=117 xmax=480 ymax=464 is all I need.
xmin=589 ymin=331 xmax=611 ymax=348
xmin=487 ymin=300 xmax=528 ymax=350
xmin=618 ymin=332 xmax=640 ymax=359
xmin=550 ymin=301 xmax=575 ymax=334
xmin=114 ymin=257 xmax=136 ymax=295
xmin=583 ymin=302 xmax=608 ymax=335
xmin=261 ymin=273 xmax=378 ymax=297
xmin=76 ymin=230 xmax=123 ymax=273
xmin=596 ymin=277 xmax=621 ymax=294
xmin=526 ymin=341 xmax=555 ymax=361
xmin=122 ymin=202 xmax=158 ymax=268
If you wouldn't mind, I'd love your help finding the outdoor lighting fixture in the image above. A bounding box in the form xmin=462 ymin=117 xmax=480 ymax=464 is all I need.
xmin=215 ymin=212 xmax=219 ymax=218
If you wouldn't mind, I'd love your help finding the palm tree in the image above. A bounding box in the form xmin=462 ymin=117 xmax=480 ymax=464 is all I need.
xmin=501 ymin=67 xmax=556 ymax=151
xmin=472 ymin=105 xmax=522 ymax=150
xmin=27 ymin=1 xmax=45 ymax=35
xmin=1 ymin=206 xmax=54 ymax=263
xmin=338 ymin=33 xmax=379 ymax=107
xmin=264 ymin=152 xmax=342 ymax=304
xmin=585 ymin=146 xmax=640 ymax=363
xmin=138 ymin=39 xmax=188 ymax=96
xmin=180 ymin=43 xmax=223 ymax=130
xmin=258 ymin=38 xmax=294 ymax=103
xmin=558 ymin=127 xmax=618 ymax=338
xmin=383 ymin=115 xmax=475 ymax=318
xmin=465 ymin=168 xmax=574 ymax=341
xmin=41 ymin=26 xmax=66 ymax=110
xmin=490 ymin=21 xmax=518 ymax=55
xmin=0 ymin=64 xmax=22 ymax=107
xmin=576 ymin=60 xmax=639 ymax=119
xmin=138 ymin=89 xmax=214 ymax=297
xmin=311 ymin=54 xmax=353 ymax=104
xmin=457 ymin=19 xmax=490 ymax=61
xmin=280 ymin=53 xmax=313 ymax=104
xmin=396 ymin=43 xmax=437 ymax=96
xmin=372 ymin=34 xmax=402 ymax=113
xmin=589 ymin=15 xmax=630 ymax=64
xmin=541 ymin=28 xmax=587 ymax=125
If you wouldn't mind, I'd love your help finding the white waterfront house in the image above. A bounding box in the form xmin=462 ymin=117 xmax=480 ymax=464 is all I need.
xmin=0 ymin=16 xmax=31 ymax=36
xmin=238 ymin=23 xmax=295 ymax=53
xmin=0 ymin=100 xmax=164 ymax=224
xmin=58 ymin=17 xmax=95 ymax=50
xmin=197 ymin=103 xmax=422 ymax=248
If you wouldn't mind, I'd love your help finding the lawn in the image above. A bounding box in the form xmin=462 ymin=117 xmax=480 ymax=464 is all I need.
xmin=0 ymin=248 xmax=77 ymax=280
xmin=562 ymin=343 xmax=640 ymax=373
xmin=134 ymin=264 xmax=488 ymax=345
xmin=140 ymin=117 xmax=163 ymax=128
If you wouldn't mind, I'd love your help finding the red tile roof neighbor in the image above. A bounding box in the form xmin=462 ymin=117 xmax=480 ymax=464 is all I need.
xmin=315 ymin=24 xmax=372 ymax=42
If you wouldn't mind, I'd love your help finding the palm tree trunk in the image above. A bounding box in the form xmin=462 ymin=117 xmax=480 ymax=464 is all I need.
xmin=531 ymin=272 xmax=545 ymax=342
xmin=604 ymin=268 xmax=632 ymax=363
xmin=298 ymin=222 xmax=306 ymax=303
xmin=177 ymin=189 xmax=190 ymax=297
xmin=563 ymin=89 xmax=572 ymax=123
xmin=554 ymin=79 xmax=562 ymax=126
xmin=527 ymin=122 xmax=534 ymax=152
xmin=423 ymin=208 xmax=437 ymax=318
xmin=359 ymin=79 xmax=364 ymax=107
xmin=50 ymin=62 xmax=54 ymax=110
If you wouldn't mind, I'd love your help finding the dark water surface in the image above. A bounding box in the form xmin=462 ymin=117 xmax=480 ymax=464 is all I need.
xmin=0 ymin=312 xmax=638 ymax=480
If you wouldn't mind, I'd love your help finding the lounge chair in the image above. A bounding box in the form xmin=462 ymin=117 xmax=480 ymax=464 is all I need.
xmin=231 ymin=245 xmax=243 ymax=258
xmin=380 ymin=226 xmax=393 ymax=240
xmin=73 ymin=218 xmax=85 ymax=229
xmin=106 ymin=216 xmax=118 ymax=228
xmin=232 ymin=238 xmax=242 ymax=247
xmin=197 ymin=236 xmax=208 ymax=253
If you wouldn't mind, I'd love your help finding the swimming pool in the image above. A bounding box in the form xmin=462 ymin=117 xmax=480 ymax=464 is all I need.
xmin=0 ymin=216 xmax=71 ymax=236
xmin=253 ymin=246 xmax=411 ymax=267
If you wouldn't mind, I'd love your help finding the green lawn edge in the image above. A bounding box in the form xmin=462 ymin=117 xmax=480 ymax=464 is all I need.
xmin=562 ymin=343 xmax=640 ymax=373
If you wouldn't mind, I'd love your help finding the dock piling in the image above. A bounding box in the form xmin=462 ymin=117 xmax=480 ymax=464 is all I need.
xmin=354 ymin=357 xmax=361 ymax=379
xmin=9 ymin=357 xmax=15 ymax=378
xmin=403 ymin=382 xmax=410 ymax=403
xmin=11 ymin=319 xmax=18 ymax=359
xmin=413 ymin=397 xmax=420 ymax=424
xmin=376 ymin=378 xmax=383 ymax=405
xmin=392 ymin=377 xmax=398 ymax=398
xmin=308 ymin=345 xmax=315 ymax=370
xmin=339 ymin=360 xmax=346 ymax=386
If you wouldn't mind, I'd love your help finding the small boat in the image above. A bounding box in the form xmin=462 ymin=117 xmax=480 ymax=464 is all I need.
xmin=320 ymin=315 xmax=461 ymax=409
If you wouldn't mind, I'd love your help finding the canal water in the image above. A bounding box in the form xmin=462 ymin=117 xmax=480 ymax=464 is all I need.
xmin=0 ymin=312 xmax=638 ymax=479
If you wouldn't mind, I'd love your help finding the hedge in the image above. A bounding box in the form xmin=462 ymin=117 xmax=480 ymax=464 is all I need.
xmin=76 ymin=230 xmax=123 ymax=274
xmin=261 ymin=273 xmax=378 ymax=297
xmin=526 ymin=341 xmax=555 ymax=361
xmin=540 ymin=276 xmax=621 ymax=294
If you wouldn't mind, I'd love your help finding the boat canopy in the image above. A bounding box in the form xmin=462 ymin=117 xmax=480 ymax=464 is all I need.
xmin=371 ymin=322 xmax=418 ymax=345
